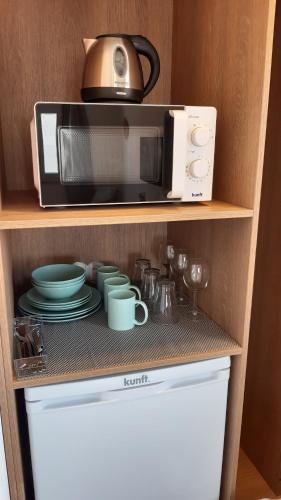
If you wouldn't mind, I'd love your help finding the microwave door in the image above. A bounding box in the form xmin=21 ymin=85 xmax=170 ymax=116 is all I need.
xmin=35 ymin=103 xmax=186 ymax=207
xmin=58 ymin=125 xmax=167 ymax=202
xmin=166 ymin=110 xmax=187 ymax=200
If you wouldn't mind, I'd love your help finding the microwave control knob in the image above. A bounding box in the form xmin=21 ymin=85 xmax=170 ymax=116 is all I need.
xmin=189 ymin=159 xmax=209 ymax=178
xmin=191 ymin=127 xmax=210 ymax=147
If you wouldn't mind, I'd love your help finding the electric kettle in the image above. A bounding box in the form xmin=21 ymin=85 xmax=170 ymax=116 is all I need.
xmin=81 ymin=34 xmax=160 ymax=103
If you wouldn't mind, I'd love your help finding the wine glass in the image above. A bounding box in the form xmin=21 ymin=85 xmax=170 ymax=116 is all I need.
xmin=183 ymin=258 xmax=209 ymax=319
xmin=171 ymin=248 xmax=189 ymax=304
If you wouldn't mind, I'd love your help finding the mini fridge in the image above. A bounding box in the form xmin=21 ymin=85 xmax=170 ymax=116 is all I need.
xmin=25 ymin=356 xmax=230 ymax=500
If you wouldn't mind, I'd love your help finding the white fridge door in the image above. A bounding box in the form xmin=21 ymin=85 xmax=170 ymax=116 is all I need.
xmin=26 ymin=362 xmax=229 ymax=500
xmin=0 ymin=415 xmax=10 ymax=500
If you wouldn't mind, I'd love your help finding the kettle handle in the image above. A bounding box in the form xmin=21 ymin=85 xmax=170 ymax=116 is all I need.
xmin=130 ymin=35 xmax=160 ymax=97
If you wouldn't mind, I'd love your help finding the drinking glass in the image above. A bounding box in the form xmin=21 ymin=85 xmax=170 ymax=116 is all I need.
xmin=183 ymin=258 xmax=209 ymax=319
xmin=151 ymin=279 xmax=178 ymax=324
xmin=160 ymin=242 xmax=175 ymax=278
xmin=171 ymin=248 xmax=189 ymax=304
xmin=141 ymin=268 xmax=160 ymax=307
xmin=132 ymin=258 xmax=151 ymax=287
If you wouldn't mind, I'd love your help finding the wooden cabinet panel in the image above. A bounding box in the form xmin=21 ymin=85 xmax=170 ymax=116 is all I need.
xmin=0 ymin=1 xmax=276 ymax=499
xmin=171 ymin=1 xmax=276 ymax=498
xmin=0 ymin=0 xmax=173 ymax=192
xmin=10 ymin=223 xmax=166 ymax=292
xmin=242 ymin=0 xmax=281 ymax=493
xmin=172 ymin=0 xmax=274 ymax=209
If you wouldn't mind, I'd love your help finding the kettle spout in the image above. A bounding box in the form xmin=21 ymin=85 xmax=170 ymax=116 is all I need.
xmin=82 ymin=38 xmax=97 ymax=54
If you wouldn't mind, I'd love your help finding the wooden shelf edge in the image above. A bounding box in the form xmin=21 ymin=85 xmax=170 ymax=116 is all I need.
xmin=13 ymin=347 xmax=242 ymax=390
xmin=0 ymin=192 xmax=253 ymax=229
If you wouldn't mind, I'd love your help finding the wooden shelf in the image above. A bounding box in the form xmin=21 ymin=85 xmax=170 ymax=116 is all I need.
xmin=12 ymin=307 xmax=242 ymax=390
xmin=0 ymin=191 xmax=253 ymax=230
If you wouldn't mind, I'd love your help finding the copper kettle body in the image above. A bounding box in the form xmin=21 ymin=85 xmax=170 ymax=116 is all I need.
xmin=81 ymin=34 xmax=160 ymax=103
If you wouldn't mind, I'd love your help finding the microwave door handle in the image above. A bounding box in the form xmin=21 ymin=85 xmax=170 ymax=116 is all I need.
xmin=167 ymin=110 xmax=187 ymax=200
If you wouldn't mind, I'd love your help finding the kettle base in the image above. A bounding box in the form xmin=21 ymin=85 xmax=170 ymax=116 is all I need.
xmin=81 ymin=86 xmax=143 ymax=103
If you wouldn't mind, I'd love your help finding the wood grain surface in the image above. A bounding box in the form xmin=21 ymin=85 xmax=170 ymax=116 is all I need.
xmin=0 ymin=1 xmax=276 ymax=499
xmin=0 ymin=191 xmax=253 ymax=229
xmin=13 ymin=347 xmax=242 ymax=390
xmin=0 ymin=119 xmax=4 ymax=208
xmin=0 ymin=0 xmax=173 ymax=192
xmin=10 ymin=223 xmax=166 ymax=292
xmin=172 ymin=0 xmax=274 ymax=210
xmin=0 ymin=325 xmax=19 ymax=500
xmin=236 ymin=449 xmax=278 ymax=500
xmin=171 ymin=1 xmax=276 ymax=499
xmin=0 ymin=232 xmax=25 ymax=500
xmin=242 ymin=0 xmax=281 ymax=493
xmin=169 ymin=218 xmax=252 ymax=346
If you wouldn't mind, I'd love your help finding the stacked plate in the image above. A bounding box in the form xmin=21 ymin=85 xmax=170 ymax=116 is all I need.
xmin=17 ymin=284 xmax=102 ymax=323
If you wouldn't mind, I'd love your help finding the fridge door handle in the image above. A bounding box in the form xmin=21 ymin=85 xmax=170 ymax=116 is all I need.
xmin=100 ymin=370 xmax=229 ymax=402
xmin=164 ymin=369 xmax=230 ymax=393
xmin=27 ymin=369 xmax=230 ymax=413
xmin=102 ymin=381 xmax=172 ymax=401
xmin=28 ymin=382 xmax=172 ymax=412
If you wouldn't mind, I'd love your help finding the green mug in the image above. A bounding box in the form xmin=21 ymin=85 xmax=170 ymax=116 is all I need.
xmin=108 ymin=290 xmax=148 ymax=331
xmin=104 ymin=276 xmax=141 ymax=312
xmin=96 ymin=266 xmax=128 ymax=293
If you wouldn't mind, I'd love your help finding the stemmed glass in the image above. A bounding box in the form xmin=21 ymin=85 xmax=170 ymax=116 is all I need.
xmin=183 ymin=258 xmax=209 ymax=319
xmin=171 ymin=248 xmax=189 ymax=304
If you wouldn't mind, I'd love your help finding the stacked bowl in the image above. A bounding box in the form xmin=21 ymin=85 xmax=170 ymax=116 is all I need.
xmin=32 ymin=264 xmax=85 ymax=300
xmin=18 ymin=264 xmax=102 ymax=323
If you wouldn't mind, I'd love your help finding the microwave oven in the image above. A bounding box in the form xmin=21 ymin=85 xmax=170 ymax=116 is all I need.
xmin=31 ymin=103 xmax=217 ymax=208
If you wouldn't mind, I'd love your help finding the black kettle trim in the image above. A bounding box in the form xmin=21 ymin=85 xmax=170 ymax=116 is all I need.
xmin=81 ymin=86 xmax=143 ymax=103
xmin=96 ymin=34 xmax=135 ymax=40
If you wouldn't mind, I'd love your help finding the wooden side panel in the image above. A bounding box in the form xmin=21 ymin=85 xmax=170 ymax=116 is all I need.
xmin=242 ymin=1 xmax=281 ymax=493
xmin=172 ymin=0 xmax=273 ymax=209
xmin=10 ymin=223 xmax=166 ymax=292
xmin=0 ymin=119 xmax=5 ymax=208
xmin=171 ymin=1 xmax=276 ymax=498
xmin=0 ymin=325 xmax=19 ymax=500
xmin=0 ymin=231 xmax=25 ymax=499
xmin=0 ymin=0 xmax=173 ymax=191
xmin=169 ymin=219 xmax=251 ymax=345
xmin=236 ymin=449 xmax=278 ymax=500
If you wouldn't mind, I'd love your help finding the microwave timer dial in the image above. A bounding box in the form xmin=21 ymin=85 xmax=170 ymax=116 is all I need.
xmin=188 ymin=159 xmax=210 ymax=179
xmin=190 ymin=126 xmax=211 ymax=147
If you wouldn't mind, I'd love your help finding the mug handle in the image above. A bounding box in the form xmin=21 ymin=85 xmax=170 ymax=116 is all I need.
xmin=129 ymin=285 xmax=141 ymax=300
xmin=134 ymin=300 xmax=148 ymax=326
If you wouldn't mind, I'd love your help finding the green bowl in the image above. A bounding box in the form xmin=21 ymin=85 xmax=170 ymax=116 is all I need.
xmin=32 ymin=276 xmax=85 ymax=288
xmin=33 ymin=280 xmax=84 ymax=300
xmin=32 ymin=264 xmax=85 ymax=286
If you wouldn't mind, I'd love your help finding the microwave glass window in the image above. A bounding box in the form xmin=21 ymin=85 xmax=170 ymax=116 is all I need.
xmin=41 ymin=114 xmax=59 ymax=174
xmin=58 ymin=126 xmax=163 ymax=185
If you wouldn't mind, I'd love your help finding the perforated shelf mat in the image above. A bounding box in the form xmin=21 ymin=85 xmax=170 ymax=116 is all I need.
xmin=16 ymin=305 xmax=241 ymax=384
